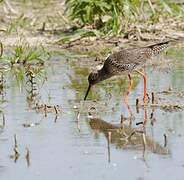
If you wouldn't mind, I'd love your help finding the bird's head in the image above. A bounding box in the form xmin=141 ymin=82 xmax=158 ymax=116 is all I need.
xmin=84 ymin=71 xmax=100 ymax=100
xmin=88 ymin=71 xmax=100 ymax=85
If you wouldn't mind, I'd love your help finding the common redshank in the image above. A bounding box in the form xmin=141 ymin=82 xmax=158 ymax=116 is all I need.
xmin=84 ymin=39 xmax=179 ymax=102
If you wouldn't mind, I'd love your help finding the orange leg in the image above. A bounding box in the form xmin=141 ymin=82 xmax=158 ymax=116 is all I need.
xmin=135 ymin=70 xmax=149 ymax=104
xmin=124 ymin=74 xmax=134 ymax=104
xmin=124 ymin=74 xmax=134 ymax=117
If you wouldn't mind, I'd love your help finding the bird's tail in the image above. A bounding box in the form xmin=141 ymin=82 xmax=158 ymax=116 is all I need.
xmin=147 ymin=37 xmax=184 ymax=56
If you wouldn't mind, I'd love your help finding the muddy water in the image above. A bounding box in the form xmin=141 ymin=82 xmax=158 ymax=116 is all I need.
xmin=0 ymin=48 xmax=184 ymax=180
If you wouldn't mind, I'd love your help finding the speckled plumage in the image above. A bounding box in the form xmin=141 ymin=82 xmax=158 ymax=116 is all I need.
xmin=84 ymin=39 xmax=179 ymax=100
xmin=103 ymin=41 xmax=170 ymax=75
xmin=88 ymin=40 xmax=172 ymax=86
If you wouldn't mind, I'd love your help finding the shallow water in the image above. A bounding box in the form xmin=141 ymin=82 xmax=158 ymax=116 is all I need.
xmin=0 ymin=47 xmax=184 ymax=180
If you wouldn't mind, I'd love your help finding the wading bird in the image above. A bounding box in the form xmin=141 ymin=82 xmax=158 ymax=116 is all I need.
xmin=84 ymin=40 xmax=179 ymax=103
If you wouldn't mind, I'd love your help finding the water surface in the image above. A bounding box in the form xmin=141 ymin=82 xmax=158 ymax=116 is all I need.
xmin=0 ymin=47 xmax=184 ymax=180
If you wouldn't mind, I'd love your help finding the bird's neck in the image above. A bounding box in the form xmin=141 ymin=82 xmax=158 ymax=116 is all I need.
xmin=97 ymin=67 xmax=111 ymax=83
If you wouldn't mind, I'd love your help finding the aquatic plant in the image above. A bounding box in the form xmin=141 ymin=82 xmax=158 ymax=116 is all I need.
xmin=5 ymin=44 xmax=50 ymax=66
xmin=0 ymin=42 xmax=49 ymax=88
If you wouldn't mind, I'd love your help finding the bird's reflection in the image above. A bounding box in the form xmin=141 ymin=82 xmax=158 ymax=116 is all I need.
xmin=89 ymin=117 xmax=169 ymax=162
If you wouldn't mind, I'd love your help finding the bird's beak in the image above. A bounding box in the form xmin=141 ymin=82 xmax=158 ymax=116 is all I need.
xmin=84 ymin=84 xmax=91 ymax=100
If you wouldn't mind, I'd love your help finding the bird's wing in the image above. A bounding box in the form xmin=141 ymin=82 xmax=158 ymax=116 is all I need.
xmin=104 ymin=49 xmax=149 ymax=72
xmin=103 ymin=40 xmax=175 ymax=73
